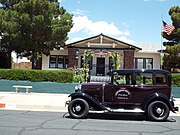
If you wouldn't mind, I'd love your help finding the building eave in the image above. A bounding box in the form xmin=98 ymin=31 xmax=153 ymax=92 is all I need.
xmin=66 ymin=33 xmax=142 ymax=51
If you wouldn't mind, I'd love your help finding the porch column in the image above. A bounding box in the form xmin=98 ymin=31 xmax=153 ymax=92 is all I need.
xmin=123 ymin=50 xmax=135 ymax=69
xmin=68 ymin=48 xmax=76 ymax=68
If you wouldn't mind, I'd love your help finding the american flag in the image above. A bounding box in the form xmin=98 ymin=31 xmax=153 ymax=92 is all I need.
xmin=162 ymin=21 xmax=175 ymax=35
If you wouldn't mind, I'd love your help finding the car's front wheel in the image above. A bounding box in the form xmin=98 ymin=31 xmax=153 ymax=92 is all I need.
xmin=68 ymin=98 xmax=89 ymax=119
xmin=147 ymin=101 xmax=169 ymax=121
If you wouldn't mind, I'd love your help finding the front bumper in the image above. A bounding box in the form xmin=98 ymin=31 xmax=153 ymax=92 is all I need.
xmin=65 ymin=100 xmax=70 ymax=107
xmin=173 ymin=106 xmax=179 ymax=112
xmin=170 ymin=97 xmax=179 ymax=112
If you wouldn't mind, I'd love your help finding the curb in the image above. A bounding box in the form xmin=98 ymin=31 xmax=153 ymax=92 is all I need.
xmin=0 ymin=92 xmax=69 ymax=112
xmin=0 ymin=103 xmax=68 ymax=112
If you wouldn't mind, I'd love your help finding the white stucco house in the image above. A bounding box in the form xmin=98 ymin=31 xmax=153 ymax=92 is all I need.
xmin=42 ymin=34 xmax=161 ymax=76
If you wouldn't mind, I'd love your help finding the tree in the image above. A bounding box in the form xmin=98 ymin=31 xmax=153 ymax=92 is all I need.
xmin=110 ymin=52 xmax=121 ymax=70
xmin=15 ymin=0 xmax=73 ymax=69
xmin=0 ymin=0 xmax=20 ymax=8
xmin=0 ymin=0 xmax=73 ymax=69
xmin=162 ymin=6 xmax=180 ymax=71
xmin=163 ymin=45 xmax=180 ymax=71
xmin=83 ymin=50 xmax=93 ymax=82
xmin=0 ymin=1 xmax=20 ymax=68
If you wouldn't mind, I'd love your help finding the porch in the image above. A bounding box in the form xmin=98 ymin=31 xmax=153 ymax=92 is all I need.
xmin=67 ymin=34 xmax=141 ymax=76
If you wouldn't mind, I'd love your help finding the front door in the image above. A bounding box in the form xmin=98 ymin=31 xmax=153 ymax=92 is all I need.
xmin=96 ymin=57 xmax=105 ymax=76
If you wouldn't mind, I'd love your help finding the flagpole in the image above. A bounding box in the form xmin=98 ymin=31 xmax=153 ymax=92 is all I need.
xmin=160 ymin=14 xmax=163 ymax=69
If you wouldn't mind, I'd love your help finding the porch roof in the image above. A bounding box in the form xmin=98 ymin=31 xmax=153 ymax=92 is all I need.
xmin=66 ymin=33 xmax=142 ymax=51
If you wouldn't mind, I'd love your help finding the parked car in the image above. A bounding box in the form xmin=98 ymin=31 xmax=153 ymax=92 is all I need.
xmin=66 ymin=69 xmax=178 ymax=121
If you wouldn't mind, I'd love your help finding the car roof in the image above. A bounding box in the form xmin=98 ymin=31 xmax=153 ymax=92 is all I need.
xmin=107 ymin=69 xmax=171 ymax=75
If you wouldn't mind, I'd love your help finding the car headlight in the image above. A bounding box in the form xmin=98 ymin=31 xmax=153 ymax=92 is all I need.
xmin=75 ymin=84 xmax=82 ymax=92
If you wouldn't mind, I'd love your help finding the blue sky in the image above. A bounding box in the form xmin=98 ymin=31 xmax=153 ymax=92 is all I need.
xmin=60 ymin=0 xmax=179 ymax=50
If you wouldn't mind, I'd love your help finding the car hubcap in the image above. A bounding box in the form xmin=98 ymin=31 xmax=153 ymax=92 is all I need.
xmin=156 ymin=107 xmax=162 ymax=114
xmin=75 ymin=105 xmax=81 ymax=112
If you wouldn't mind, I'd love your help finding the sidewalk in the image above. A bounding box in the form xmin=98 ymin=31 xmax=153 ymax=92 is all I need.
xmin=0 ymin=92 xmax=70 ymax=112
xmin=0 ymin=92 xmax=180 ymax=116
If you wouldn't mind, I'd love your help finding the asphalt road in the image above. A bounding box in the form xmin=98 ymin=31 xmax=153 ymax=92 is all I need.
xmin=0 ymin=110 xmax=180 ymax=135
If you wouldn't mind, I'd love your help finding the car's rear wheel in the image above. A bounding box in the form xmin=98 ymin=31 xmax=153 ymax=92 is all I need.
xmin=147 ymin=101 xmax=169 ymax=121
xmin=68 ymin=98 xmax=89 ymax=119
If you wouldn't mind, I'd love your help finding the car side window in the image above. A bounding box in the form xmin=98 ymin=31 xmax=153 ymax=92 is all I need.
xmin=156 ymin=73 xmax=167 ymax=85
xmin=136 ymin=73 xmax=153 ymax=85
xmin=113 ymin=73 xmax=132 ymax=85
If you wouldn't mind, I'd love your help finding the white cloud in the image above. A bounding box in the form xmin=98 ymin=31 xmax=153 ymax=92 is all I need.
xmin=124 ymin=30 xmax=130 ymax=36
xmin=70 ymin=15 xmax=129 ymax=36
xmin=122 ymin=22 xmax=128 ymax=27
xmin=117 ymin=36 xmax=136 ymax=44
xmin=72 ymin=9 xmax=88 ymax=16
xmin=66 ymin=37 xmax=84 ymax=44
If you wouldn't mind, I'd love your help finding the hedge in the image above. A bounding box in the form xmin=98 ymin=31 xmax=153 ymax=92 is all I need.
xmin=0 ymin=69 xmax=74 ymax=83
xmin=0 ymin=69 xmax=179 ymax=86
xmin=172 ymin=73 xmax=180 ymax=87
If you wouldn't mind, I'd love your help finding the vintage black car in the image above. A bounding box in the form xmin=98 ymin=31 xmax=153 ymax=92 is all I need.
xmin=67 ymin=69 xmax=178 ymax=121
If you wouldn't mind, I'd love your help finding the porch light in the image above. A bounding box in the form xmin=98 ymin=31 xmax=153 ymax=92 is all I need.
xmin=76 ymin=49 xmax=79 ymax=67
xmin=76 ymin=49 xmax=79 ymax=58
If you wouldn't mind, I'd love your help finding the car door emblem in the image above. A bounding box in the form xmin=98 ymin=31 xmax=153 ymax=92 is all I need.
xmin=115 ymin=88 xmax=131 ymax=100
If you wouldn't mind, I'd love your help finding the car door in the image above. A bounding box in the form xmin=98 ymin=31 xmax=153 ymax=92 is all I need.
xmin=111 ymin=72 xmax=134 ymax=106
xmin=133 ymin=71 xmax=155 ymax=107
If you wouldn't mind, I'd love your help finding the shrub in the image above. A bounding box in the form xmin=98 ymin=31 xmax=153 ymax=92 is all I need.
xmin=172 ymin=73 xmax=180 ymax=86
xmin=73 ymin=75 xmax=84 ymax=83
xmin=0 ymin=69 xmax=74 ymax=83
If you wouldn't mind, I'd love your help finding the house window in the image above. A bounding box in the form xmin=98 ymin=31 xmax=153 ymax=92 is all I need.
xmin=135 ymin=58 xmax=153 ymax=69
xmin=49 ymin=55 xmax=68 ymax=69
xmin=109 ymin=57 xmax=113 ymax=70
xmin=146 ymin=58 xmax=153 ymax=69
xmin=89 ymin=57 xmax=93 ymax=70
xmin=80 ymin=56 xmax=92 ymax=70
xmin=80 ymin=56 xmax=83 ymax=68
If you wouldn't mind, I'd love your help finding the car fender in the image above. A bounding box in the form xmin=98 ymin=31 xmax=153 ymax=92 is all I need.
xmin=68 ymin=92 xmax=106 ymax=111
xmin=144 ymin=93 xmax=175 ymax=112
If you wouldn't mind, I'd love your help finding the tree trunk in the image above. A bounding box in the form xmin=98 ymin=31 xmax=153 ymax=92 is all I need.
xmin=7 ymin=50 xmax=12 ymax=68
xmin=0 ymin=52 xmax=9 ymax=68
xmin=32 ymin=51 xmax=37 ymax=69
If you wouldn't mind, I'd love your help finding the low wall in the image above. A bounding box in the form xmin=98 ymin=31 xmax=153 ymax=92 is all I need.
xmin=0 ymin=80 xmax=79 ymax=94
xmin=0 ymin=80 xmax=179 ymax=97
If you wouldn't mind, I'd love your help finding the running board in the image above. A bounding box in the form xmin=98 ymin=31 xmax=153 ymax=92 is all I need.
xmin=106 ymin=108 xmax=145 ymax=113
